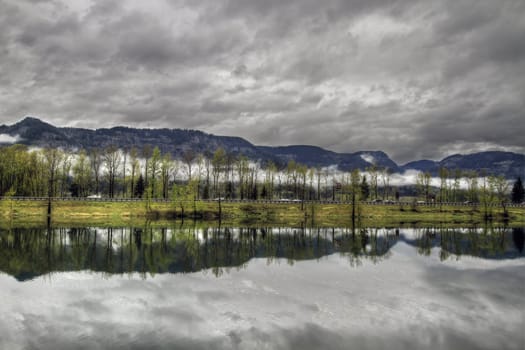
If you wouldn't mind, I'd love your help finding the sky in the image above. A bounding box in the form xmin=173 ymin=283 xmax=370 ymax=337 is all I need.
xmin=0 ymin=0 xmax=524 ymax=163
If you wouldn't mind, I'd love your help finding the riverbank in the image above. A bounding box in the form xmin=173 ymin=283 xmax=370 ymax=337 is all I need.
xmin=1 ymin=199 xmax=523 ymax=227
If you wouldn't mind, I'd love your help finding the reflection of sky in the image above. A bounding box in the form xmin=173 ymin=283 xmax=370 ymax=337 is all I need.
xmin=17 ymin=226 xmax=501 ymax=246
xmin=1 ymin=243 xmax=523 ymax=350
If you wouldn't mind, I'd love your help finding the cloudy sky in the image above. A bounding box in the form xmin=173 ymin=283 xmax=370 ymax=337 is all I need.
xmin=0 ymin=0 xmax=524 ymax=163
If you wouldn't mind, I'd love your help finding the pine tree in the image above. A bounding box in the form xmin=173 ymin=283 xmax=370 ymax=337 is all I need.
xmin=360 ymin=175 xmax=370 ymax=200
xmin=261 ymin=185 xmax=268 ymax=199
xmin=511 ymin=177 xmax=524 ymax=203
xmin=135 ymin=174 xmax=145 ymax=198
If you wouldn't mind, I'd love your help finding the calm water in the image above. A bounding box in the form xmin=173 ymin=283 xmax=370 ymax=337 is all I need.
xmin=0 ymin=225 xmax=524 ymax=350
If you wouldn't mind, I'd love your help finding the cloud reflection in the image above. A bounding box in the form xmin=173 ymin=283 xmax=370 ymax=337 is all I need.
xmin=0 ymin=241 xmax=523 ymax=350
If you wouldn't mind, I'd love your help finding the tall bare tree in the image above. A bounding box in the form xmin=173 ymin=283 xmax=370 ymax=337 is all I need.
xmin=212 ymin=148 xmax=226 ymax=198
xmin=90 ymin=148 xmax=102 ymax=195
xmin=72 ymin=150 xmax=91 ymax=197
xmin=148 ymin=147 xmax=161 ymax=197
xmin=236 ymin=156 xmax=249 ymax=199
xmin=142 ymin=145 xmax=152 ymax=189
xmin=380 ymin=167 xmax=391 ymax=200
xmin=59 ymin=153 xmax=71 ymax=197
xmin=129 ymin=147 xmax=139 ymax=198
xmin=121 ymin=148 xmax=128 ymax=197
xmin=182 ymin=149 xmax=196 ymax=181
xmin=367 ymin=165 xmax=379 ymax=200
xmin=104 ymin=145 xmax=121 ymax=198
xmin=350 ymin=169 xmax=361 ymax=222
xmin=416 ymin=171 xmax=432 ymax=201
xmin=438 ymin=167 xmax=449 ymax=202
xmin=465 ymin=170 xmax=478 ymax=202
xmin=42 ymin=148 xmax=63 ymax=198
xmin=160 ymin=153 xmax=173 ymax=199
xmin=491 ymin=175 xmax=510 ymax=215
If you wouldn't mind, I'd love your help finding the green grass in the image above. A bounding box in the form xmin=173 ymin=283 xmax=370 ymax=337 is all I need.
xmin=1 ymin=199 xmax=523 ymax=228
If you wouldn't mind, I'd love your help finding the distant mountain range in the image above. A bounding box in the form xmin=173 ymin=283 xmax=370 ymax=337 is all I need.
xmin=1 ymin=117 xmax=523 ymax=178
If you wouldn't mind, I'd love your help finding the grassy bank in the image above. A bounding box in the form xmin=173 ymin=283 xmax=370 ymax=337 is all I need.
xmin=1 ymin=199 xmax=523 ymax=227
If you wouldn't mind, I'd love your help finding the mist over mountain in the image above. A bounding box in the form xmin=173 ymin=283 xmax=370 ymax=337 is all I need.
xmin=0 ymin=117 xmax=523 ymax=178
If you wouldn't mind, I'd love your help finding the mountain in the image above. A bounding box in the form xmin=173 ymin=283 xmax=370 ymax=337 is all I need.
xmin=258 ymin=145 xmax=399 ymax=171
xmin=0 ymin=117 xmax=397 ymax=170
xmin=401 ymin=160 xmax=439 ymax=174
xmin=1 ymin=116 xmax=263 ymax=159
xmin=401 ymin=152 xmax=525 ymax=179
xmin=1 ymin=117 xmax=523 ymax=177
xmin=0 ymin=117 xmax=71 ymax=145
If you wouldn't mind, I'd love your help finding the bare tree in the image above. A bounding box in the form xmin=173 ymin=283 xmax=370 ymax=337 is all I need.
xmin=104 ymin=145 xmax=121 ymax=198
xmin=491 ymin=175 xmax=510 ymax=215
xmin=367 ymin=165 xmax=379 ymax=200
xmin=236 ymin=156 xmax=249 ymax=199
xmin=452 ymin=169 xmax=462 ymax=202
xmin=59 ymin=153 xmax=71 ymax=197
xmin=42 ymin=148 xmax=63 ymax=198
xmin=148 ymin=147 xmax=161 ymax=197
xmin=316 ymin=167 xmax=322 ymax=200
xmin=142 ymin=145 xmax=152 ymax=189
xmin=72 ymin=149 xmax=91 ymax=197
xmin=129 ymin=147 xmax=139 ymax=198
xmin=438 ymin=167 xmax=449 ymax=202
xmin=122 ymin=148 xmax=128 ymax=197
xmin=202 ymin=152 xmax=212 ymax=199
xmin=42 ymin=147 xmax=63 ymax=217
xmin=182 ymin=150 xmax=196 ymax=181
xmin=90 ymin=148 xmax=102 ymax=195
xmin=212 ymin=148 xmax=226 ymax=198
xmin=380 ymin=167 xmax=391 ymax=200
xmin=465 ymin=170 xmax=478 ymax=202
xmin=416 ymin=171 xmax=432 ymax=201
xmin=160 ymin=153 xmax=173 ymax=199
xmin=350 ymin=169 xmax=361 ymax=222
xmin=195 ymin=153 xmax=204 ymax=199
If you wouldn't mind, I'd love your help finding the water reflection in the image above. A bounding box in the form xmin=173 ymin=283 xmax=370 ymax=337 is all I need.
xmin=0 ymin=225 xmax=523 ymax=280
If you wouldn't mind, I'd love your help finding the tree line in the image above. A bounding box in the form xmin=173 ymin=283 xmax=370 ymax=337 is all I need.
xmin=0 ymin=144 xmax=523 ymax=205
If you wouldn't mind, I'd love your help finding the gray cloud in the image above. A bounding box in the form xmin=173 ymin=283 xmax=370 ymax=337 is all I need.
xmin=0 ymin=0 xmax=524 ymax=163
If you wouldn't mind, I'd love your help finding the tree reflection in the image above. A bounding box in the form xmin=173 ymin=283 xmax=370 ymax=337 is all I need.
xmin=413 ymin=225 xmax=519 ymax=261
xmin=0 ymin=224 xmax=522 ymax=280
xmin=512 ymin=228 xmax=524 ymax=253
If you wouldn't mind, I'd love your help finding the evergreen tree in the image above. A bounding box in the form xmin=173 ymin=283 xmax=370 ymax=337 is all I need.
xmin=225 ymin=181 xmax=234 ymax=199
xmin=360 ymin=175 xmax=370 ymax=200
xmin=261 ymin=185 xmax=268 ymax=199
xmin=135 ymin=174 xmax=145 ymax=198
xmin=202 ymin=183 xmax=210 ymax=199
xmin=511 ymin=177 xmax=524 ymax=203
xmin=69 ymin=183 xmax=80 ymax=197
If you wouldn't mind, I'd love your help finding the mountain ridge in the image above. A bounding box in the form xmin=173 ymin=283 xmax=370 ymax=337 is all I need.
xmin=1 ymin=117 xmax=523 ymax=178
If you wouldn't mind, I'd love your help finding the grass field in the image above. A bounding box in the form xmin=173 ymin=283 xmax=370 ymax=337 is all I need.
xmin=1 ymin=198 xmax=523 ymax=228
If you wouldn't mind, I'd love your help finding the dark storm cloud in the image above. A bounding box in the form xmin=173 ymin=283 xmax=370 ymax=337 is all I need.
xmin=0 ymin=0 xmax=524 ymax=162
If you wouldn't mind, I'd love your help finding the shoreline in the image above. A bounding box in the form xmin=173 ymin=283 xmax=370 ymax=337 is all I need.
xmin=1 ymin=199 xmax=523 ymax=228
